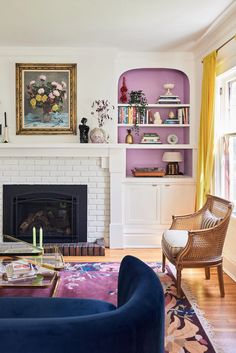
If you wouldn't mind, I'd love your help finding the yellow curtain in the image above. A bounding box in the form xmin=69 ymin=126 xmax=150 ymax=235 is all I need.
xmin=195 ymin=51 xmax=217 ymax=209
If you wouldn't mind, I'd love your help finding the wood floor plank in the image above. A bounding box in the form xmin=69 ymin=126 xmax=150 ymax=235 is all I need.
xmin=64 ymin=248 xmax=236 ymax=353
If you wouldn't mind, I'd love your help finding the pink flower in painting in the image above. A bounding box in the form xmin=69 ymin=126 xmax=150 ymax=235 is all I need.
xmin=61 ymin=81 xmax=67 ymax=88
xmin=30 ymin=80 xmax=35 ymax=85
xmin=49 ymin=92 xmax=55 ymax=99
xmin=53 ymin=90 xmax=60 ymax=97
xmin=56 ymin=83 xmax=63 ymax=90
xmin=38 ymin=88 xmax=45 ymax=94
xmin=39 ymin=74 xmax=46 ymax=81
xmin=51 ymin=81 xmax=58 ymax=86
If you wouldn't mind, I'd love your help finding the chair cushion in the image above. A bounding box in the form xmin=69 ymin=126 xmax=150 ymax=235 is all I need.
xmin=162 ymin=230 xmax=188 ymax=257
xmin=201 ymin=209 xmax=222 ymax=229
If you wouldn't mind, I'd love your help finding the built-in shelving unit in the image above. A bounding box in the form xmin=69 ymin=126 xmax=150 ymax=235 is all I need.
xmin=117 ymin=68 xmax=194 ymax=178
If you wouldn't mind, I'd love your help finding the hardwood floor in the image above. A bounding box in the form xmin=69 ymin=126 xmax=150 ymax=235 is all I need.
xmin=65 ymin=248 xmax=236 ymax=353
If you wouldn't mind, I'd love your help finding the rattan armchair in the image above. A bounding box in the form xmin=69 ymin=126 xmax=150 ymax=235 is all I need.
xmin=162 ymin=194 xmax=233 ymax=297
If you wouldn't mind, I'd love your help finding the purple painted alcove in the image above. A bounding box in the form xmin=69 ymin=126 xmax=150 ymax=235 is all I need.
xmin=117 ymin=68 xmax=192 ymax=178
xmin=126 ymin=149 xmax=192 ymax=177
xmin=118 ymin=68 xmax=190 ymax=104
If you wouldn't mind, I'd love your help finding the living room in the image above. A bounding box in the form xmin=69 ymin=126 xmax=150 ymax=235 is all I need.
xmin=0 ymin=1 xmax=235 ymax=353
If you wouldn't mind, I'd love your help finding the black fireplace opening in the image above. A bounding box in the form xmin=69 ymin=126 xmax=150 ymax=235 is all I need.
xmin=3 ymin=185 xmax=87 ymax=243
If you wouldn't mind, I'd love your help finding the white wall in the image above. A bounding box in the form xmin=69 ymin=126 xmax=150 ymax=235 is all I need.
xmin=0 ymin=47 xmax=118 ymax=144
xmin=0 ymin=47 xmax=196 ymax=145
xmin=194 ymin=4 xmax=236 ymax=280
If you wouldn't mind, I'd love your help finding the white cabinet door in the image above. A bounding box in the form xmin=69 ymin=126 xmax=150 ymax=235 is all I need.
xmin=125 ymin=184 xmax=160 ymax=224
xmin=160 ymin=183 xmax=195 ymax=224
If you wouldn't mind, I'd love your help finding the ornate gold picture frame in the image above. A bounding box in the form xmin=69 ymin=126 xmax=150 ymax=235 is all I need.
xmin=16 ymin=63 xmax=77 ymax=135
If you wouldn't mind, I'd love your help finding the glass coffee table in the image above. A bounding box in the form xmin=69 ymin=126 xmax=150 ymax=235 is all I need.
xmin=0 ymin=235 xmax=64 ymax=297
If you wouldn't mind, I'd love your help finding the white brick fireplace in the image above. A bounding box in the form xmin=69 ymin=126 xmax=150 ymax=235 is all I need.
xmin=0 ymin=144 xmax=125 ymax=248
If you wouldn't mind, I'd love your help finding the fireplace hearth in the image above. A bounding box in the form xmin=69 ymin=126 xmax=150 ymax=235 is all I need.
xmin=3 ymin=185 xmax=87 ymax=244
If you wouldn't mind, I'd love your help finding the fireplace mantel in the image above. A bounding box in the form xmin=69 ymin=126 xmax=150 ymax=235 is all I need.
xmin=0 ymin=143 xmax=122 ymax=158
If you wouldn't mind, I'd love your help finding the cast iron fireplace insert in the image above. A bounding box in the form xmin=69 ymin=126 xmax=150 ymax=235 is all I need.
xmin=3 ymin=184 xmax=87 ymax=243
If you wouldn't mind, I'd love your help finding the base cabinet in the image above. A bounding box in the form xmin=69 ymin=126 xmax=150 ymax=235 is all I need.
xmin=160 ymin=184 xmax=195 ymax=224
xmin=123 ymin=181 xmax=195 ymax=247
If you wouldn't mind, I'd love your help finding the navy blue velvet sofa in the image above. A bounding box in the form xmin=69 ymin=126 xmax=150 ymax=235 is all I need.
xmin=0 ymin=255 xmax=165 ymax=353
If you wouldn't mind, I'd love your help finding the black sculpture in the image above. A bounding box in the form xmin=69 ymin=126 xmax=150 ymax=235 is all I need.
xmin=79 ymin=118 xmax=89 ymax=143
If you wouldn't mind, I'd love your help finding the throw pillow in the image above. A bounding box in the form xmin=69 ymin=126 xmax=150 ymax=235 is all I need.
xmin=201 ymin=209 xmax=221 ymax=229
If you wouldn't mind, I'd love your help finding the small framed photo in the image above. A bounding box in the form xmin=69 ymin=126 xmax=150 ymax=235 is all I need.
xmin=16 ymin=63 xmax=77 ymax=135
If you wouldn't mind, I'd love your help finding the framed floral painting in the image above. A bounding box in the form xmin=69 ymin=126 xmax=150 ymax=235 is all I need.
xmin=16 ymin=63 xmax=77 ymax=134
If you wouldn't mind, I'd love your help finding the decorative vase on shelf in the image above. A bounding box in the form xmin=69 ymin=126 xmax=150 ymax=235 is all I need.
xmin=125 ymin=129 xmax=134 ymax=144
xmin=90 ymin=127 xmax=106 ymax=143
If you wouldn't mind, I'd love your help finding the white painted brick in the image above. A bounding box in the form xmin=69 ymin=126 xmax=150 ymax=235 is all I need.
xmin=73 ymin=165 xmax=89 ymax=171
xmin=3 ymin=159 xmax=19 ymax=165
xmin=10 ymin=177 xmax=28 ymax=183
xmin=89 ymin=176 xmax=104 ymax=182
xmin=88 ymin=165 xmax=100 ymax=171
xmin=35 ymin=160 xmax=50 ymax=165
xmin=72 ymin=177 xmax=88 ymax=183
xmin=88 ymin=226 xmax=97 ymax=233
xmin=81 ymin=171 xmax=97 ymax=177
xmin=88 ymin=194 xmax=96 ymax=199
xmin=90 ymin=210 xmax=104 ymax=216
xmin=88 ymin=215 xmax=97 ymax=221
xmin=88 ymin=204 xmax=96 ymax=210
xmin=35 ymin=171 xmax=50 ymax=177
xmin=56 ymin=177 xmax=72 ymax=183
xmin=97 ymin=216 xmax=106 ymax=221
xmin=88 ymin=182 xmax=96 ymax=188
xmin=97 ymin=182 xmax=108 ymax=188
xmin=50 ymin=159 xmax=65 ymax=165
xmin=58 ymin=165 xmax=72 ymax=171
xmin=3 ymin=171 xmax=20 ymax=176
xmin=81 ymin=159 xmax=97 ymax=166
xmin=50 ymin=171 xmax=65 ymax=177
xmin=89 ymin=220 xmax=104 ymax=227
xmin=26 ymin=177 xmax=42 ymax=183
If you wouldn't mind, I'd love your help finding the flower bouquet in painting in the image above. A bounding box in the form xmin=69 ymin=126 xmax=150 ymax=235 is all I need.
xmin=26 ymin=74 xmax=67 ymax=124
xmin=16 ymin=63 xmax=77 ymax=135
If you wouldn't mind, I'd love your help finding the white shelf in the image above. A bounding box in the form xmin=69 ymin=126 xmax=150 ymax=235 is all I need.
xmin=118 ymin=103 xmax=190 ymax=108
xmin=123 ymin=144 xmax=196 ymax=149
xmin=118 ymin=124 xmax=190 ymax=127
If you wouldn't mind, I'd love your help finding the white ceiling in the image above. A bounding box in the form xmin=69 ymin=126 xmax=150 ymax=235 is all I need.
xmin=0 ymin=0 xmax=234 ymax=51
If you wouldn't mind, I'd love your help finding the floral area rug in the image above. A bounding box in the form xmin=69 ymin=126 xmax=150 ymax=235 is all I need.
xmin=0 ymin=262 xmax=218 ymax=353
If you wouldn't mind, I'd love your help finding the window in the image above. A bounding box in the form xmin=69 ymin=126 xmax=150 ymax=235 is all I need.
xmin=215 ymin=68 xmax=236 ymax=214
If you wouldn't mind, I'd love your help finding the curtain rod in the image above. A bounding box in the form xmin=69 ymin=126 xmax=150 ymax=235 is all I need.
xmin=201 ymin=34 xmax=235 ymax=63
xmin=216 ymin=34 xmax=236 ymax=53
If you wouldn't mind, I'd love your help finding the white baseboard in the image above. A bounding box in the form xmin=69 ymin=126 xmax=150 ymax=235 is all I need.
xmin=223 ymin=254 xmax=236 ymax=282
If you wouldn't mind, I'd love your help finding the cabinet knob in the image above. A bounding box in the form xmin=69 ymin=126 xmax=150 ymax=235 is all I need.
xmin=152 ymin=184 xmax=157 ymax=187
xmin=165 ymin=184 xmax=170 ymax=187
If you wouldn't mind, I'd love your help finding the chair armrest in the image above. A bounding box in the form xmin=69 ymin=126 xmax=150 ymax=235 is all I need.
xmin=170 ymin=211 xmax=203 ymax=230
xmin=177 ymin=227 xmax=223 ymax=263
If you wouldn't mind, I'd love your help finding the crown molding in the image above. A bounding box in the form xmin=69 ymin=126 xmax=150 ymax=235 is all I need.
xmin=193 ymin=2 xmax=236 ymax=59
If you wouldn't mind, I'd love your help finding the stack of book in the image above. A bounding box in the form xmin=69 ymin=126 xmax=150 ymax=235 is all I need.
xmin=3 ymin=260 xmax=37 ymax=283
xmin=157 ymin=95 xmax=181 ymax=104
xmin=164 ymin=118 xmax=179 ymax=125
xmin=141 ymin=133 xmax=162 ymax=144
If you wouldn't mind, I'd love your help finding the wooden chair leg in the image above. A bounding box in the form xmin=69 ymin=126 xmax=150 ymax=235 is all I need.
xmin=162 ymin=252 xmax=166 ymax=273
xmin=176 ymin=267 xmax=182 ymax=298
xmin=205 ymin=267 xmax=210 ymax=280
xmin=217 ymin=264 xmax=225 ymax=297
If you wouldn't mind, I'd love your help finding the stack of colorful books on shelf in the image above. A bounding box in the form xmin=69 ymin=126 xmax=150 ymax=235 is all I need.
xmin=164 ymin=118 xmax=179 ymax=124
xmin=177 ymin=107 xmax=189 ymax=124
xmin=157 ymin=95 xmax=181 ymax=104
xmin=140 ymin=133 xmax=162 ymax=144
xmin=118 ymin=106 xmax=146 ymax=124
